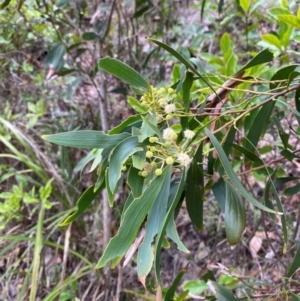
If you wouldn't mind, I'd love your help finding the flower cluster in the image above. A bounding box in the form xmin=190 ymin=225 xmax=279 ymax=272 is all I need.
xmin=122 ymin=85 xmax=198 ymax=181
xmin=140 ymin=86 xmax=179 ymax=120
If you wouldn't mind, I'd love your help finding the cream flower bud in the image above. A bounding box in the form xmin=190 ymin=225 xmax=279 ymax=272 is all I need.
xmin=165 ymin=104 xmax=176 ymax=114
xmin=163 ymin=128 xmax=176 ymax=141
xmin=177 ymin=153 xmax=192 ymax=166
xmin=158 ymin=98 xmax=168 ymax=107
xmin=184 ymin=130 xmax=195 ymax=139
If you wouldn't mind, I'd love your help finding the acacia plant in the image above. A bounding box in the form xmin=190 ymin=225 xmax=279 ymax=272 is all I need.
xmin=43 ymin=29 xmax=300 ymax=301
xmin=44 ymin=31 xmax=300 ymax=295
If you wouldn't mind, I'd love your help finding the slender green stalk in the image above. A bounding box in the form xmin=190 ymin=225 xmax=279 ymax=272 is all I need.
xmin=29 ymin=201 xmax=45 ymax=301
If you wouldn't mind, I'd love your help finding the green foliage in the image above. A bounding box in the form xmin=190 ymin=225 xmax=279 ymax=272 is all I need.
xmin=3 ymin=0 xmax=300 ymax=300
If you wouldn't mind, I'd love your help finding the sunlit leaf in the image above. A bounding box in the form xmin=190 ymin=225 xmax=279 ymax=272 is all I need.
xmin=261 ymin=34 xmax=282 ymax=50
xmin=277 ymin=14 xmax=300 ymax=30
xmin=239 ymin=0 xmax=251 ymax=13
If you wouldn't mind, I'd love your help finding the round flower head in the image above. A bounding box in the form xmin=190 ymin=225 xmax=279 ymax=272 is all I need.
xmin=166 ymin=157 xmax=174 ymax=165
xmin=184 ymin=130 xmax=195 ymax=139
xmin=168 ymin=88 xmax=174 ymax=94
xmin=158 ymin=98 xmax=168 ymax=107
xmin=177 ymin=153 xmax=192 ymax=166
xmin=163 ymin=128 xmax=176 ymax=141
xmin=165 ymin=104 xmax=176 ymax=114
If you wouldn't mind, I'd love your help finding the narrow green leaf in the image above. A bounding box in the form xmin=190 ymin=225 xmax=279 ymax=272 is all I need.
xmin=212 ymin=177 xmax=226 ymax=210
xmin=166 ymin=218 xmax=189 ymax=253
xmin=225 ymin=181 xmax=246 ymax=245
xmin=127 ymin=166 xmax=144 ymax=199
xmin=245 ymin=102 xmax=275 ymax=153
xmin=205 ymin=129 xmax=278 ymax=214
xmin=95 ymin=165 xmax=172 ymax=269
xmin=42 ymin=131 xmax=130 ymax=149
xmin=284 ymin=184 xmax=300 ymax=196
xmin=200 ymin=0 xmax=206 ymax=19
xmin=109 ymin=115 xmax=142 ymax=135
xmin=294 ymin=87 xmax=300 ymax=126
xmin=132 ymin=147 xmax=146 ymax=170
xmin=286 ymin=243 xmax=300 ymax=278
xmin=272 ymin=116 xmax=289 ymax=149
xmin=280 ymin=149 xmax=300 ymax=161
xmin=108 ymin=136 xmax=143 ymax=193
xmin=93 ymin=148 xmax=109 ymax=188
xmin=270 ymin=65 xmax=300 ymax=90
xmin=239 ymin=49 xmax=274 ymax=72
xmin=190 ymin=57 xmax=206 ymax=74
xmin=154 ymin=169 xmax=186 ymax=284
xmin=270 ymin=182 xmax=288 ymax=253
xmin=290 ymin=291 xmax=300 ymax=301
xmin=277 ymin=99 xmax=300 ymax=122
xmin=105 ymin=168 xmax=116 ymax=207
xmin=60 ymin=184 xmax=103 ymax=226
xmin=264 ymin=175 xmax=276 ymax=222
xmin=137 ymin=168 xmax=171 ymax=278
xmin=186 ymin=144 xmax=204 ymax=231
xmin=98 ymin=57 xmax=148 ymax=90
xmin=275 ymin=176 xmax=300 ymax=188
xmin=208 ymin=281 xmax=241 ymax=301
xmin=165 ymin=266 xmax=188 ymax=301
xmin=182 ymin=71 xmax=194 ymax=112
xmin=147 ymin=37 xmax=216 ymax=94
xmin=232 ymin=144 xmax=263 ymax=165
